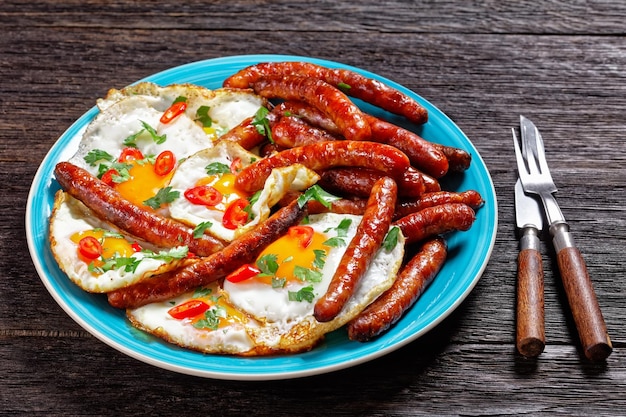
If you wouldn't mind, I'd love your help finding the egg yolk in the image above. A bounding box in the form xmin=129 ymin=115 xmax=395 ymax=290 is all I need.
xmin=196 ymin=173 xmax=249 ymax=201
xmin=70 ymin=229 xmax=134 ymax=267
xmin=188 ymin=291 xmax=248 ymax=331
xmin=114 ymin=161 xmax=174 ymax=208
xmin=253 ymin=230 xmax=329 ymax=285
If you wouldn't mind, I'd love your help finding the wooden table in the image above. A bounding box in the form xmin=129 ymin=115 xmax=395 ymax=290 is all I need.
xmin=2 ymin=1 xmax=625 ymax=415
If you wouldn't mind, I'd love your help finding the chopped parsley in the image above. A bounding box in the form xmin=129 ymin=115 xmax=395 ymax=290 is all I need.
xmin=251 ymin=107 xmax=273 ymax=143
xmin=123 ymin=120 xmax=166 ymax=147
xmin=288 ymin=286 xmax=315 ymax=303
xmin=297 ymin=185 xmax=341 ymax=209
xmin=205 ymin=161 xmax=230 ymax=175
xmin=192 ymin=221 xmax=213 ymax=238
xmin=193 ymin=307 xmax=226 ymax=330
xmin=195 ymin=105 xmax=213 ymax=127
xmin=381 ymin=226 xmax=400 ymax=252
xmin=143 ymin=186 xmax=180 ymax=209
xmin=256 ymin=254 xmax=279 ymax=277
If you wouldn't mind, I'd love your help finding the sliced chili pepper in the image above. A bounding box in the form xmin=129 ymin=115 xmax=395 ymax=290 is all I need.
xmin=222 ymin=198 xmax=250 ymax=230
xmin=160 ymin=101 xmax=187 ymax=124
xmin=131 ymin=242 xmax=143 ymax=252
xmin=184 ymin=185 xmax=223 ymax=206
xmin=167 ymin=299 xmax=210 ymax=320
xmin=226 ymin=264 xmax=261 ymax=283
xmin=288 ymin=225 xmax=314 ymax=249
xmin=118 ymin=147 xmax=144 ymax=162
xmin=78 ymin=236 xmax=103 ymax=260
xmin=101 ymin=169 xmax=119 ymax=186
xmin=154 ymin=150 xmax=176 ymax=176
xmin=230 ymin=157 xmax=243 ymax=174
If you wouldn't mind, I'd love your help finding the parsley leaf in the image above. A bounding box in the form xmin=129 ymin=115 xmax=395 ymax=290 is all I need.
xmin=140 ymin=121 xmax=167 ymax=144
xmin=144 ymin=246 xmax=189 ymax=262
xmin=256 ymin=254 xmax=279 ymax=277
xmin=288 ymin=286 xmax=315 ymax=303
xmin=205 ymin=162 xmax=230 ymax=175
xmin=294 ymin=266 xmax=323 ymax=283
xmin=297 ymin=185 xmax=341 ymax=209
xmin=193 ymin=307 xmax=225 ymax=330
xmin=323 ymin=237 xmax=346 ymax=248
xmin=195 ymin=105 xmax=213 ymax=127
xmin=337 ymin=82 xmax=352 ymax=92
xmin=173 ymin=95 xmax=187 ymax=104
xmin=251 ymin=107 xmax=273 ymax=143
xmin=193 ymin=221 xmax=213 ymax=238
xmin=272 ymin=277 xmax=287 ymax=288
xmin=84 ymin=149 xmax=114 ymax=166
xmin=313 ymin=249 xmax=326 ymax=270
xmin=382 ymin=226 xmax=400 ymax=252
xmin=143 ymin=186 xmax=180 ymax=209
xmin=192 ymin=287 xmax=212 ymax=298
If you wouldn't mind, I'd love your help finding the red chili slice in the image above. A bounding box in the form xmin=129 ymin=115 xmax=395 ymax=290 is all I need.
xmin=154 ymin=150 xmax=176 ymax=176
xmin=184 ymin=185 xmax=223 ymax=206
xmin=288 ymin=225 xmax=314 ymax=248
xmin=230 ymin=157 xmax=243 ymax=174
xmin=131 ymin=242 xmax=142 ymax=252
xmin=167 ymin=299 xmax=210 ymax=320
xmin=225 ymin=264 xmax=261 ymax=283
xmin=100 ymin=169 xmax=118 ymax=186
xmin=160 ymin=101 xmax=187 ymax=124
xmin=222 ymin=198 xmax=250 ymax=230
xmin=78 ymin=236 xmax=103 ymax=260
xmin=118 ymin=147 xmax=144 ymax=162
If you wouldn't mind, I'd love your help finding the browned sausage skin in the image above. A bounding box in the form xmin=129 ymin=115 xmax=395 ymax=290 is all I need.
xmin=393 ymin=203 xmax=476 ymax=245
xmin=393 ymin=190 xmax=484 ymax=220
xmin=107 ymin=199 xmax=307 ymax=309
xmin=251 ymin=76 xmax=372 ymax=142
xmin=234 ymin=141 xmax=410 ymax=193
xmin=223 ymin=61 xmax=428 ymax=124
xmin=347 ymin=237 xmax=448 ymax=341
xmin=54 ymin=162 xmax=225 ymax=257
xmin=314 ymin=177 xmax=398 ymax=322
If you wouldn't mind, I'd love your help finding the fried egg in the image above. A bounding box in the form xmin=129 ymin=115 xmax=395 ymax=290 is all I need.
xmin=127 ymin=213 xmax=405 ymax=355
xmin=97 ymin=82 xmax=266 ymax=140
xmin=167 ymin=141 xmax=319 ymax=241
xmin=49 ymin=191 xmax=192 ymax=293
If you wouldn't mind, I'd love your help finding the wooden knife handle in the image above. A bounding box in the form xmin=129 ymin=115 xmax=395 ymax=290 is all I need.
xmin=516 ymin=241 xmax=545 ymax=358
xmin=556 ymin=244 xmax=612 ymax=361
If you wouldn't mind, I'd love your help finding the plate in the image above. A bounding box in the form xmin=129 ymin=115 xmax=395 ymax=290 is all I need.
xmin=26 ymin=54 xmax=497 ymax=380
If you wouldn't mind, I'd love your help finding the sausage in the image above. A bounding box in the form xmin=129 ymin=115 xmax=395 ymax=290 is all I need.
xmin=107 ymin=199 xmax=307 ymax=309
xmin=365 ymin=114 xmax=448 ymax=178
xmin=393 ymin=190 xmax=484 ymax=220
xmin=223 ymin=61 xmax=428 ymax=124
xmin=393 ymin=203 xmax=476 ymax=245
xmin=277 ymin=190 xmax=368 ymax=216
xmin=54 ymin=162 xmax=225 ymax=257
xmin=433 ymin=143 xmax=472 ymax=173
xmin=347 ymin=237 xmax=448 ymax=341
xmin=319 ymin=166 xmax=431 ymax=199
xmin=271 ymin=114 xmax=340 ymax=148
xmin=234 ymin=141 xmax=410 ymax=193
xmin=218 ymin=115 xmax=267 ymax=150
xmin=273 ymin=101 xmax=342 ymax=136
xmin=252 ymin=76 xmax=372 ymax=142
xmin=314 ymin=177 xmax=398 ymax=322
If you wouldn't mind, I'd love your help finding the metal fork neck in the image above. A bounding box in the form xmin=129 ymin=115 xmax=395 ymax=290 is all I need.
xmin=539 ymin=192 xmax=565 ymax=227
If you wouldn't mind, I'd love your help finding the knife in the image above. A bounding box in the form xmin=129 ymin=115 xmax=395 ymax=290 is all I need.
xmin=515 ymin=179 xmax=546 ymax=358
xmin=519 ymin=116 xmax=612 ymax=361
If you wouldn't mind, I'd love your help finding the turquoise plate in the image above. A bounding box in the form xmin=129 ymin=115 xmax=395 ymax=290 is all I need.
xmin=26 ymin=55 xmax=497 ymax=380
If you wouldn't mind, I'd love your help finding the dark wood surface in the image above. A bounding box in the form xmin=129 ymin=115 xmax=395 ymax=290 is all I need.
xmin=2 ymin=1 xmax=625 ymax=415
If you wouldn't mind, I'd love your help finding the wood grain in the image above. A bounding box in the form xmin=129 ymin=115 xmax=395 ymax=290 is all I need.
xmin=2 ymin=0 xmax=625 ymax=415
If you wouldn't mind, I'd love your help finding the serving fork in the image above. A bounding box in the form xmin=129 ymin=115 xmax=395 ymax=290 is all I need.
xmin=513 ymin=115 xmax=612 ymax=361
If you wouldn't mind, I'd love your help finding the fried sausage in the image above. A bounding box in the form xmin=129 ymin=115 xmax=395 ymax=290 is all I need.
xmin=393 ymin=203 xmax=476 ymax=245
xmin=234 ymin=141 xmax=410 ymax=193
xmin=393 ymin=190 xmax=484 ymax=220
xmin=252 ymin=76 xmax=372 ymax=142
xmin=347 ymin=237 xmax=447 ymax=341
xmin=223 ymin=61 xmax=428 ymax=124
xmin=54 ymin=162 xmax=225 ymax=257
xmin=365 ymin=115 xmax=448 ymax=178
xmin=107 ymin=199 xmax=307 ymax=309
xmin=433 ymin=143 xmax=472 ymax=173
xmin=277 ymin=190 xmax=368 ymax=216
xmin=218 ymin=115 xmax=267 ymax=150
xmin=314 ymin=177 xmax=398 ymax=322
xmin=273 ymin=101 xmax=342 ymax=136
xmin=271 ymin=115 xmax=340 ymax=148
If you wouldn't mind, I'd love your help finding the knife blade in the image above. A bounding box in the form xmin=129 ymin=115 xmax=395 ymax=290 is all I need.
xmin=519 ymin=116 xmax=612 ymax=361
xmin=514 ymin=179 xmax=545 ymax=357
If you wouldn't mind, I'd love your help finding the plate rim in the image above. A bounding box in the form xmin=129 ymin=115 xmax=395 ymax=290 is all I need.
xmin=26 ymin=54 xmax=498 ymax=381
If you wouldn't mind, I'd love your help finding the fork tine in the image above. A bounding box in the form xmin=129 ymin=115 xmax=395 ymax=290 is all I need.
xmin=512 ymin=128 xmax=530 ymax=182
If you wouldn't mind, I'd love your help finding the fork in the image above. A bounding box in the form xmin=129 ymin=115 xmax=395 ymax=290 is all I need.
xmin=513 ymin=115 xmax=612 ymax=361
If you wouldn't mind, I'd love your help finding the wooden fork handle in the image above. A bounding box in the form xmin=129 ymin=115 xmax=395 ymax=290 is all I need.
xmin=552 ymin=223 xmax=613 ymax=361
xmin=516 ymin=230 xmax=545 ymax=358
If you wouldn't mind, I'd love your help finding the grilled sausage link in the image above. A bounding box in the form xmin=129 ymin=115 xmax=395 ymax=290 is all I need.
xmin=393 ymin=203 xmax=476 ymax=245
xmin=393 ymin=190 xmax=484 ymax=220
xmin=234 ymin=141 xmax=410 ymax=193
xmin=252 ymin=76 xmax=372 ymax=142
xmin=107 ymin=199 xmax=307 ymax=309
xmin=314 ymin=177 xmax=398 ymax=322
xmin=223 ymin=61 xmax=428 ymax=124
xmin=347 ymin=237 xmax=447 ymax=341
xmin=54 ymin=162 xmax=225 ymax=256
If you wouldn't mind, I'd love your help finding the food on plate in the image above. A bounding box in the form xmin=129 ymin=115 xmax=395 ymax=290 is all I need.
xmin=48 ymin=61 xmax=484 ymax=356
